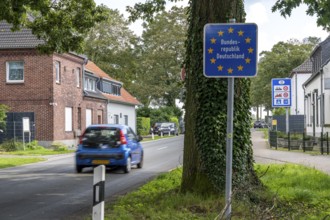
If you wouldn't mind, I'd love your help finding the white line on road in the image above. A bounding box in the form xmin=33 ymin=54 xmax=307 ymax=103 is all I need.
xmin=158 ymin=147 xmax=168 ymax=150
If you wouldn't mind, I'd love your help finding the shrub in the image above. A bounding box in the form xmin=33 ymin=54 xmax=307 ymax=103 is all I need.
xmin=0 ymin=139 xmax=24 ymax=152
xmin=26 ymin=140 xmax=44 ymax=150
xmin=51 ymin=142 xmax=68 ymax=151
xmin=277 ymin=131 xmax=287 ymax=138
xmin=137 ymin=117 xmax=150 ymax=136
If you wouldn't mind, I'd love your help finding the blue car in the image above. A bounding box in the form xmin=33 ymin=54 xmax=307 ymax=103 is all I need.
xmin=75 ymin=124 xmax=144 ymax=173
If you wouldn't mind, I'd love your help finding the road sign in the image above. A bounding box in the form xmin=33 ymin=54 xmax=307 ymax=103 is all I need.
xmin=272 ymin=78 xmax=292 ymax=107
xmin=203 ymin=23 xmax=258 ymax=78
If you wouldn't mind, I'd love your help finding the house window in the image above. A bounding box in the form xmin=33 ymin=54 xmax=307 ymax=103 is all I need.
xmin=84 ymin=77 xmax=96 ymax=91
xmin=86 ymin=109 xmax=92 ymax=127
xmin=111 ymin=84 xmax=121 ymax=96
xmin=6 ymin=61 xmax=24 ymax=83
xmin=55 ymin=61 xmax=61 ymax=83
xmin=114 ymin=114 xmax=119 ymax=124
xmin=65 ymin=107 xmax=73 ymax=131
xmin=77 ymin=107 xmax=82 ymax=130
xmin=76 ymin=68 xmax=81 ymax=87
xmin=124 ymin=115 xmax=128 ymax=125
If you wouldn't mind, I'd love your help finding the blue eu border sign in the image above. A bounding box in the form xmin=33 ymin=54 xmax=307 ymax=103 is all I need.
xmin=272 ymin=78 xmax=292 ymax=107
xmin=203 ymin=23 xmax=258 ymax=78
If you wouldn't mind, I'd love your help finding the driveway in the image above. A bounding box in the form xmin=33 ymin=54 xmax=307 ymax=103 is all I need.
xmin=252 ymin=130 xmax=330 ymax=175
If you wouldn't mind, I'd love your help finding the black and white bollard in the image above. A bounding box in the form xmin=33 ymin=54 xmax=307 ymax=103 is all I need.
xmin=93 ymin=165 xmax=105 ymax=220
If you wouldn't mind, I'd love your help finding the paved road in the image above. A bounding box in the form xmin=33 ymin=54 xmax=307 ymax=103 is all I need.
xmin=0 ymin=136 xmax=184 ymax=220
xmin=252 ymin=130 xmax=330 ymax=175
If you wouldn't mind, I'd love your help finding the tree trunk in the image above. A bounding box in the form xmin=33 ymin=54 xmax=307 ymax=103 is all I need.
xmin=181 ymin=0 xmax=259 ymax=193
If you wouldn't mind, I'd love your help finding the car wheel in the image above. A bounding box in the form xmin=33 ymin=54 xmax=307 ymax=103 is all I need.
xmin=76 ymin=165 xmax=83 ymax=173
xmin=123 ymin=157 xmax=131 ymax=173
xmin=137 ymin=153 xmax=143 ymax=169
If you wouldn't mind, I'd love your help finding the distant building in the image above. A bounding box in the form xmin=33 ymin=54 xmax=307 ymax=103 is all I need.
xmin=290 ymin=59 xmax=312 ymax=115
xmin=303 ymin=36 xmax=330 ymax=136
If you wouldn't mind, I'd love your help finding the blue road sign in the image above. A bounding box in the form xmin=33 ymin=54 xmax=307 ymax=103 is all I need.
xmin=203 ymin=23 xmax=258 ymax=78
xmin=272 ymin=78 xmax=292 ymax=107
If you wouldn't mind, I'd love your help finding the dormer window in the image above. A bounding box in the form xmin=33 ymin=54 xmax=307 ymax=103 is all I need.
xmin=84 ymin=76 xmax=96 ymax=91
xmin=102 ymin=81 xmax=121 ymax=96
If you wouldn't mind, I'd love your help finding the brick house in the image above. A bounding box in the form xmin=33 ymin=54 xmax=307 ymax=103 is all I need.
xmin=0 ymin=21 xmax=107 ymax=147
xmin=85 ymin=61 xmax=142 ymax=131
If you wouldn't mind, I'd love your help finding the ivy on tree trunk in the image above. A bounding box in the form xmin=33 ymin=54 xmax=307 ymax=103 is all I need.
xmin=181 ymin=0 xmax=259 ymax=193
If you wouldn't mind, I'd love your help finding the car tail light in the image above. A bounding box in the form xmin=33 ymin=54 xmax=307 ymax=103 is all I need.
xmin=79 ymin=131 xmax=86 ymax=144
xmin=120 ymin=130 xmax=127 ymax=145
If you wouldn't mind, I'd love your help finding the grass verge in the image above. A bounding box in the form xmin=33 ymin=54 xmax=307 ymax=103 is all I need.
xmin=96 ymin=164 xmax=330 ymax=219
xmin=0 ymin=148 xmax=74 ymax=156
xmin=0 ymin=157 xmax=46 ymax=168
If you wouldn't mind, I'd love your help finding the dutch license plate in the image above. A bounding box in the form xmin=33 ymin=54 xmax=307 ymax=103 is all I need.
xmin=92 ymin=160 xmax=109 ymax=165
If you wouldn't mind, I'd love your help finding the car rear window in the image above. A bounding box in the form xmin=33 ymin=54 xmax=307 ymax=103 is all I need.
xmin=82 ymin=127 xmax=120 ymax=147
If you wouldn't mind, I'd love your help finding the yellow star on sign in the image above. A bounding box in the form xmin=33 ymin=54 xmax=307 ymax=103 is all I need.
xmin=227 ymin=68 xmax=233 ymax=74
xmin=237 ymin=65 xmax=243 ymax=71
xmin=245 ymin=37 xmax=251 ymax=43
xmin=248 ymin=47 xmax=254 ymax=53
xmin=218 ymin=30 xmax=224 ymax=36
xmin=211 ymin=38 xmax=216 ymax=44
xmin=208 ymin=48 xmax=214 ymax=54
xmin=245 ymin=58 xmax=251 ymax=64
xmin=238 ymin=30 xmax=244 ymax=36
xmin=210 ymin=58 xmax=216 ymax=64
xmin=217 ymin=65 xmax=223 ymax=71
xmin=228 ymin=27 xmax=234 ymax=33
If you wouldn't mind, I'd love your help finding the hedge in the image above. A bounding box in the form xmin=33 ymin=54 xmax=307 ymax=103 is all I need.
xmin=137 ymin=117 xmax=151 ymax=136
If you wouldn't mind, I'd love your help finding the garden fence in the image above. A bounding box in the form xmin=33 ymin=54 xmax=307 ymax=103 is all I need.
xmin=0 ymin=121 xmax=35 ymax=144
xmin=269 ymin=130 xmax=329 ymax=155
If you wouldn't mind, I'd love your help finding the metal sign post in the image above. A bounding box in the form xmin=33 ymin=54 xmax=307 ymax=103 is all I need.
xmin=204 ymin=22 xmax=258 ymax=219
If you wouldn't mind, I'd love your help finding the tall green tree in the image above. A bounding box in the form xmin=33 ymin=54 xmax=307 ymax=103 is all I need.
xmin=0 ymin=0 xmax=107 ymax=54
xmin=272 ymin=0 xmax=330 ymax=31
xmin=84 ymin=7 xmax=140 ymax=89
xmin=129 ymin=0 xmax=259 ymax=193
xmin=251 ymin=38 xmax=319 ymax=109
xmin=136 ymin=6 xmax=187 ymax=107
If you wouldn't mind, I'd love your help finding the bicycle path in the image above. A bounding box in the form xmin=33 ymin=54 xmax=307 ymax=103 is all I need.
xmin=252 ymin=130 xmax=330 ymax=175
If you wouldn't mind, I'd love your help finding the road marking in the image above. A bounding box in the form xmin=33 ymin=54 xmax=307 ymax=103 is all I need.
xmin=158 ymin=147 xmax=168 ymax=150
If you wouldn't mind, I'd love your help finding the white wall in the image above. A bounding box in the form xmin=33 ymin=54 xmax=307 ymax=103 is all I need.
xmin=291 ymin=73 xmax=311 ymax=115
xmin=107 ymin=102 xmax=137 ymax=132
xmin=323 ymin=63 xmax=330 ymax=128
xmin=304 ymin=73 xmax=324 ymax=135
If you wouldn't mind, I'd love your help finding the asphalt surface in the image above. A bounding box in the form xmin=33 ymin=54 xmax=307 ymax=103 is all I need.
xmin=0 ymin=136 xmax=184 ymax=220
xmin=252 ymin=130 xmax=330 ymax=175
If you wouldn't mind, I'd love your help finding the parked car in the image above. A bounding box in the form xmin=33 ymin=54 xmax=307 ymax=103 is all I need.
xmin=75 ymin=124 xmax=144 ymax=173
xmin=151 ymin=122 xmax=162 ymax=134
xmin=158 ymin=122 xmax=179 ymax=136
xmin=253 ymin=120 xmax=268 ymax=128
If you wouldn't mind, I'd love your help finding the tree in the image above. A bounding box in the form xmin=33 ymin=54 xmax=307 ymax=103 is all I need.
xmin=251 ymin=38 xmax=319 ymax=109
xmin=272 ymin=0 xmax=330 ymax=31
xmin=84 ymin=7 xmax=140 ymax=89
xmin=129 ymin=0 xmax=259 ymax=193
xmin=0 ymin=0 xmax=107 ymax=54
xmin=136 ymin=6 xmax=187 ymax=107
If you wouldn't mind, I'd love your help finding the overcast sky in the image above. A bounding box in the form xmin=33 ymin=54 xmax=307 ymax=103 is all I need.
xmin=95 ymin=0 xmax=329 ymax=54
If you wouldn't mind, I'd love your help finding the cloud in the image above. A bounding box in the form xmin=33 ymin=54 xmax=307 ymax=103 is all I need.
xmin=246 ymin=2 xmax=269 ymax=25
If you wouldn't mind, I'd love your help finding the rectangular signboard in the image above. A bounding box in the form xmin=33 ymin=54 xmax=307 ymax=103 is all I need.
xmin=203 ymin=23 xmax=258 ymax=78
xmin=272 ymin=78 xmax=292 ymax=107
